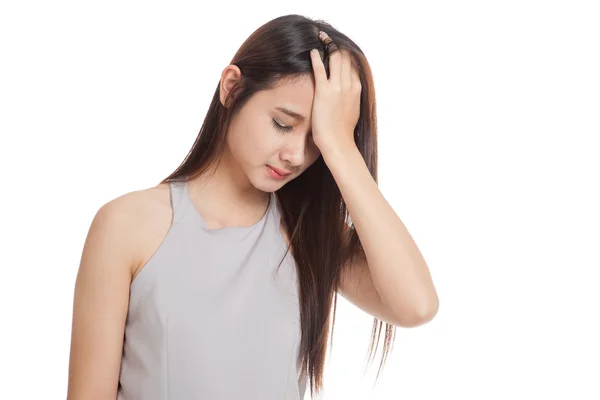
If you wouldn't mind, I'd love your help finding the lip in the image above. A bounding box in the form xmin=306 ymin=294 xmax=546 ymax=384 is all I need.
xmin=267 ymin=165 xmax=292 ymax=177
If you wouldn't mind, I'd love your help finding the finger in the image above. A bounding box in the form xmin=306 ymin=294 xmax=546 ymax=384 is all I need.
xmin=319 ymin=31 xmax=341 ymax=85
xmin=341 ymin=50 xmax=351 ymax=89
xmin=328 ymin=46 xmax=342 ymax=87
xmin=310 ymin=49 xmax=327 ymax=84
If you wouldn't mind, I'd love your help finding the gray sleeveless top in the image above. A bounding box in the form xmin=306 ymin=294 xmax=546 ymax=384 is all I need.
xmin=117 ymin=179 xmax=308 ymax=399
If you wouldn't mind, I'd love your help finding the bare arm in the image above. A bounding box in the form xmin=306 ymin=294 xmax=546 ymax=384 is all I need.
xmin=325 ymin=146 xmax=439 ymax=327
xmin=67 ymin=194 xmax=141 ymax=399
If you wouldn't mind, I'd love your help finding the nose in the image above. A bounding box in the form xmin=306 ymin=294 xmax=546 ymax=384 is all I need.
xmin=279 ymin=138 xmax=307 ymax=168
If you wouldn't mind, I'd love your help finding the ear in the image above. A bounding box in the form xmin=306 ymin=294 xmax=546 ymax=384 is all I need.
xmin=219 ymin=64 xmax=243 ymax=107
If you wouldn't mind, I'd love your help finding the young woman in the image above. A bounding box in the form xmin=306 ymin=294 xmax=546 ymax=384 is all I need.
xmin=67 ymin=14 xmax=438 ymax=400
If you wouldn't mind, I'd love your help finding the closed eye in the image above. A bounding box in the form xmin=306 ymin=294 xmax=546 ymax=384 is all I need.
xmin=271 ymin=118 xmax=293 ymax=133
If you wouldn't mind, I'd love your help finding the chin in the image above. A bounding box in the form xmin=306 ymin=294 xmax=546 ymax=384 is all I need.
xmin=250 ymin=171 xmax=290 ymax=193
xmin=261 ymin=180 xmax=288 ymax=193
xmin=248 ymin=176 xmax=278 ymax=193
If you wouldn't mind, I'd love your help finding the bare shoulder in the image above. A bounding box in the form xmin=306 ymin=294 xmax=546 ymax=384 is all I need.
xmin=67 ymin=181 xmax=172 ymax=398
xmin=93 ymin=181 xmax=173 ymax=281
xmin=129 ymin=182 xmax=174 ymax=280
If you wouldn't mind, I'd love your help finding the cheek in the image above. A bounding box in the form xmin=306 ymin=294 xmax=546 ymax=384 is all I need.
xmin=230 ymin=127 xmax=268 ymax=162
xmin=248 ymin=132 xmax=279 ymax=162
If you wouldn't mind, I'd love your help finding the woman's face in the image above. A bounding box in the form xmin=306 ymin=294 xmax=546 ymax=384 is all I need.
xmin=222 ymin=67 xmax=321 ymax=193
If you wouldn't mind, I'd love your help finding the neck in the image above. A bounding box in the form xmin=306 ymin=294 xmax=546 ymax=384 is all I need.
xmin=187 ymin=147 xmax=269 ymax=214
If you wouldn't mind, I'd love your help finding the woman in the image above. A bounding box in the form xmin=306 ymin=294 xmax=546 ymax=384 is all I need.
xmin=67 ymin=14 xmax=438 ymax=400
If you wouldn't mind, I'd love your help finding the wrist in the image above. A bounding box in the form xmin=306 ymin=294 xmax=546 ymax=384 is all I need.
xmin=320 ymin=141 xmax=363 ymax=174
xmin=318 ymin=138 xmax=358 ymax=161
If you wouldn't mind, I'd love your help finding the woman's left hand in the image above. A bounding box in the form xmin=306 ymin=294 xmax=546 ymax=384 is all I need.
xmin=309 ymin=32 xmax=362 ymax=156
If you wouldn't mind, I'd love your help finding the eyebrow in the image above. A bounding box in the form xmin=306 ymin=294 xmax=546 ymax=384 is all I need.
xmin=275 ymin=106 xmax=306 ymax=122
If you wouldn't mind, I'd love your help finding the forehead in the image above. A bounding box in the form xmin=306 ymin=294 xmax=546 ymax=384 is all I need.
xmin=259 ymin=75 xmax=315 ymax=116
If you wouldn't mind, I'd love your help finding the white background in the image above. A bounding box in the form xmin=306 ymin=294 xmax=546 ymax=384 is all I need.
xmin=1 ymin=1 xmax=599 ymax=399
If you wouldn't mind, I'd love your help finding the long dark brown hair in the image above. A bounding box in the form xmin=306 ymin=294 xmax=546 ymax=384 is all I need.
xmin=160 ymin=14 xmax=396 ymax=397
